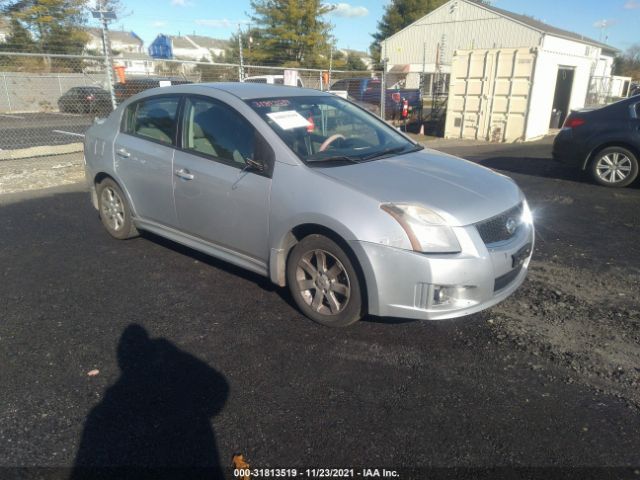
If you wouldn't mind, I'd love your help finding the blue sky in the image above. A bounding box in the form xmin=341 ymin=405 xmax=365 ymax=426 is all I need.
xmin=99 ymin=0 xmax=640 ymax=54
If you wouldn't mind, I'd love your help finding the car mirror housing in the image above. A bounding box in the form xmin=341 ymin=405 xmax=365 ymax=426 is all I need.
xmin=253 ymin=132 xmax=275 ymax=177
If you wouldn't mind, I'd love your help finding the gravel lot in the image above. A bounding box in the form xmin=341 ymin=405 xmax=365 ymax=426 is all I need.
xmin=1 ymin=136 xmax=640 ymax=477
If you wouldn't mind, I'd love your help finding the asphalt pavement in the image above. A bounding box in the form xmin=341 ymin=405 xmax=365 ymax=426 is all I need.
xmin=0 ymin=112 xmax=91 ymax=150
xmin=1 ymin=138 xmax=640 ymax=478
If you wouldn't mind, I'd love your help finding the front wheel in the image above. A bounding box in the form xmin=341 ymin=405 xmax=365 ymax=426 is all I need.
xmin=590 ymin=147 xmax=639 ymax=187
xmin=286 ymin=234 xmax=363 ymax=327
xmin=97 ymin=178 xmax=139 ymax=239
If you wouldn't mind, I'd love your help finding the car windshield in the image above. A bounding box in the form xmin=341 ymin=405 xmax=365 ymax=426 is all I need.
xmin=247 ymin=95 xmax=420 ymax=164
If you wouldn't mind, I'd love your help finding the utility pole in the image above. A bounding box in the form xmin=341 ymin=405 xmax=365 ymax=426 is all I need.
xmin=237 ymin=23 xmax=244 ymax=82
xmin=328 ymin=45 xmax=333 ymax=90
xmin=91 ymin=1 xmax=117 ymax=111
xmin=247 ymin=22 xmax=252 ymax=76
xmin=380 ymin=57 xmax=388 ymax=120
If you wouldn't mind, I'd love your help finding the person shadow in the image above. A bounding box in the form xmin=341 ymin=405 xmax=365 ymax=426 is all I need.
xmin=70 ymin=324 xmax=229 ymax=480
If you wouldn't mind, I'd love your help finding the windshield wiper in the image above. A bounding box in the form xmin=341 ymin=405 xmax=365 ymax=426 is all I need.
xmin=361 ymin=144 xmax=423 ymax=161
xmin=306 ymin=155 xmax=361 ymax=164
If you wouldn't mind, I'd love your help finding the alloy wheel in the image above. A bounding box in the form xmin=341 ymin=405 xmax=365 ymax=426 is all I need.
xmin=100 ymin=186 xmax=125 ymax=232
xmin=295 ymin=249 xmax=351 ymax=315
xmin=595 ymin=152 xmax=633 ymax=184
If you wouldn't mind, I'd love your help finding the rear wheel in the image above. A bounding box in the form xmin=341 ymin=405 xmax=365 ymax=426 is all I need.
xmin=286 ymin=234 xmax=363 ymax=327
xmin=97 ymin=178 xmax=139 ymax=239
xmin=590 ymin=147 xmax=638 ymax=187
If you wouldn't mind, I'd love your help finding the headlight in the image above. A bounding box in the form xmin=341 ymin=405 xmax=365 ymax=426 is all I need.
xmin=381 ymin=203 xmax=461 ymax=253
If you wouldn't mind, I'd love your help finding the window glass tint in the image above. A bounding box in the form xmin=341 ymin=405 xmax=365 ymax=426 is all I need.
xmin=129 ymin=96 xmax=179 ymax=145
xmin=183 ymin=97 xmax=254 ymax=166
xmin=636 ymin=103 xmax=640 ymax=118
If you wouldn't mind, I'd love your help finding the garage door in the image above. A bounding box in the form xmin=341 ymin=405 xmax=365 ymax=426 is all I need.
xmin=445 ymin=47 xmax=536 ymax=142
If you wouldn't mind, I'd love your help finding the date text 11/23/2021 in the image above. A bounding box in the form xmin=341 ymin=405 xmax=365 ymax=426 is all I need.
xmin=233 ymin=468 xmax=400 ymax=478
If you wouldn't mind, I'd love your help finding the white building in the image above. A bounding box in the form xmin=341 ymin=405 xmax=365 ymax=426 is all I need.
xmin=0 ymin=17 xmax=11 ymax=43
xmin=382 ymin=0 xmax=619 ymax=140
xmin=85 ymin=28 xmax=144 ymax=54
xmin=150 ymin=34 xmax=228 ymax=62
xmin=113 ymin=52 xmax=155 ymax=76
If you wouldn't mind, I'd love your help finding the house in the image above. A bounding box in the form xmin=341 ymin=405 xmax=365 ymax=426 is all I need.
xmin=381 ymin=0 xmax=620 ymax=141
xmin=0 ymin=17 xmax=11 ymax=43
xmin=337 ymin=49 xmax=374 ymax=70
xmin=113 ymin=52 xmax=155 ymax=76
xmin=148 ymin=34 xmax=229 ymax=62
xmin=85 ymin=28 xmax=144 ymax=55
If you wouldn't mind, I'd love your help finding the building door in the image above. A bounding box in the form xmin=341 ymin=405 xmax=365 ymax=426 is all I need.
xmin=550 ymin=67 xmax=575 ymax=128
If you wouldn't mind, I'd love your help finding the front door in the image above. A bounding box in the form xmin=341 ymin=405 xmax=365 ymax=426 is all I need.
xmin=550 ymin=67 xmax=575 ymax=128
xmin=173 ymin=95 xmax=271 ymax=263
xmin=114 ymin=95 xmax=181 ymax=227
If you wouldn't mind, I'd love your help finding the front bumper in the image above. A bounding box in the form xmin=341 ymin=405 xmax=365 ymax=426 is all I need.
xmin=350 ymin=221 xmax=534 ymax=320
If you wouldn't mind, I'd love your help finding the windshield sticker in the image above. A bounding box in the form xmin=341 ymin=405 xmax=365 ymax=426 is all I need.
xmin=252 ymin=99 xmax=291 ymax=108
xmin=266 ymin=110 xmax=312 ymax=130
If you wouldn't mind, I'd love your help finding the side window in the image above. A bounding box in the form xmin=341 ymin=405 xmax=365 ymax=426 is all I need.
xmin=635 ymin=103 xmax=640 ymax=118
xmin=183 ymin=96 xmax=255 ymax=167
xmin=123 ymin=96 xmax=180 ymax=145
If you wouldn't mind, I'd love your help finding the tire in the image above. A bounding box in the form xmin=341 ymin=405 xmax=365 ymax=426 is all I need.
xmin=590 ymin=146 xmax=639 ymax=188
xmin=286 ymin=234 xmax=363 ymax=327
xmin=97 ymin=178 xmax=139 ymax=239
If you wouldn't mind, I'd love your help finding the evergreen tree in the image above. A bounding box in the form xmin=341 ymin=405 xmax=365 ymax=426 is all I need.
xmin=345 ymin=51 xmax=367 ymax=71
xmin=0 ymin=0 xmax=88 ymax=54
xmin=248 ymin=0 xmax=334 ymax=68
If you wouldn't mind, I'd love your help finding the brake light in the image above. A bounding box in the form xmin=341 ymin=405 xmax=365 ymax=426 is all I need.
xmin=564 ymin=117 xmax=585 ymax=129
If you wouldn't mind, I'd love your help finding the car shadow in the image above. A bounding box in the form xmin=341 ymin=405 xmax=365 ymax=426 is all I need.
xmin=475 ymin=155 xmax=583 ymax=182
xmin=476 ymin=155 xmax=640 ymax=189
xmin=70 ymin=324 xmax=229 ymax=479
xmin=139 ymin=231 xmax=300 ymax=310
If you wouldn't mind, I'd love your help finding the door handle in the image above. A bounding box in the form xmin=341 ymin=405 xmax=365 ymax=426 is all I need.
xmin=116 ymin=148 xmax=130 ymax=158
xmin=175 ymin=168 xmax=195 ymax=180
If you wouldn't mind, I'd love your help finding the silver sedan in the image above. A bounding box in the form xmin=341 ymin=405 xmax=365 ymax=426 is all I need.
xmin=84 ymin=83 xmax=534 ymax=327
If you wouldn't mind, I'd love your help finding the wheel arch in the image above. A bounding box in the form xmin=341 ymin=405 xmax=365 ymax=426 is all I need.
xmin=583 ymin=141 xmax=640 ymax=170
xmin=270 ymin=222 xmax=372 ymax=315
xmin=93 ymin=172 xmax=138 ymax=217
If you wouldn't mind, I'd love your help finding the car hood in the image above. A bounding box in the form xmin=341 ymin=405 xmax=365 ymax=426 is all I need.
xmin=316 ymin=149 xmax=522 ymax=226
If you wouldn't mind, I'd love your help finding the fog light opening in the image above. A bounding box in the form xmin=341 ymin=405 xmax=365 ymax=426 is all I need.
xmin=432 ymin=285 xmax=477 ymax=307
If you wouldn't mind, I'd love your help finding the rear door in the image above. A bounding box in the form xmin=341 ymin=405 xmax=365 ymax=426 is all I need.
xmin=172 ymin=95 xmax=272 ymax=263
xmin=113 ymin=94 xmax=181 ymax=226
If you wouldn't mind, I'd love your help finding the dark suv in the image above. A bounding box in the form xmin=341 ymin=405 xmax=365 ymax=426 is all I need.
xmin=58 ymin=86 xmax=111 ymax=115
xmin=553 ymin=96 xmax=640 ymax=187
xmin=114 ymin=78 xmax=192 ymax=104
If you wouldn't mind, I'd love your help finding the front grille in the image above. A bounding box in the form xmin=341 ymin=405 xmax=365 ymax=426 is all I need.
xmin=475 ymin=203 xmax=523 ymax=245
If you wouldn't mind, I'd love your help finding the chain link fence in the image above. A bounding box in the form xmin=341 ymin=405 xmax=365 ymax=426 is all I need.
xmin=0 ymin=52 xmax=443 ymax=161
xmin=585 ymin=75 xmax=633 ymax=107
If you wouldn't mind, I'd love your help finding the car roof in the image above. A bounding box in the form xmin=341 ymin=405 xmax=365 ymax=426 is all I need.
xmin=146 ymin=82 xmax=328 ymax=100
